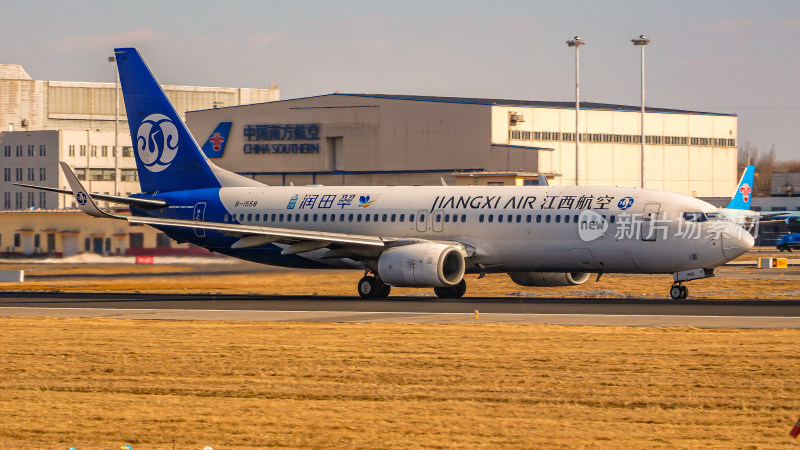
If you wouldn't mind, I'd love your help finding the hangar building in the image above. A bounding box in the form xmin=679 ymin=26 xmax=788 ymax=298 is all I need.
xmin=186 ymin=93 xmax=738 ymax=197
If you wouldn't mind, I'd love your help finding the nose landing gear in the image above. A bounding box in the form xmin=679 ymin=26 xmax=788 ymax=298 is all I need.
xmin=669 ymin=268 xmax=714 ymax=300
xmin=669 ymin=283 xmax=689 ymax=300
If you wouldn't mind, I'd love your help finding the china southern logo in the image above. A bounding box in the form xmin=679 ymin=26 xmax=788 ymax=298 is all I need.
xmin=578 ymin=210 xmax=609 ymax=242
xmin=739 ymin=183 xmax=752 ymax=202
xmin=617 ymin=196 xmax=635 ymax=210
xmin=76 ymin=192 xmax=88 ymax=206
xmin=136 ymin=114 xmax=179 ymax=172
xmin=201 ymin=122 xmax=232 ymax=158
xmin=209 ymin=132 xmax=224 ymax=151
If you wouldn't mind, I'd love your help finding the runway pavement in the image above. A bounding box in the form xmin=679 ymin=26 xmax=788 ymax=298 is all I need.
xmin=1 ymin=292 xmax=800 ymax=328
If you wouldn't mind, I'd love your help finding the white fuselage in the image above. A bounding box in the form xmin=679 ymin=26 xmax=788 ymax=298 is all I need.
xmin=208 ymin=185 xmax=752 ymax=274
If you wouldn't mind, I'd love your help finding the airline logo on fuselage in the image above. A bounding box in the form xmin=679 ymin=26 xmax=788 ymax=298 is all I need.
xmin=136 ymin=113 xmax=179 ymax=172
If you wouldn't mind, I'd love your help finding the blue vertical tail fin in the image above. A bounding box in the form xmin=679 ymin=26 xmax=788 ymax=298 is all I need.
xmin=115 ymin=48 xmax=259 ymax=193
xmin=726 ymin=165 xmax=755 ymax=210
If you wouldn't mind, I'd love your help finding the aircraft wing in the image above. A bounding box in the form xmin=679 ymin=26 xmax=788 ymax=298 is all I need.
xmin=51 ymin=162 xmax=395 ymax=255
xmin=127 ymin=215 xmax=389 ymax=252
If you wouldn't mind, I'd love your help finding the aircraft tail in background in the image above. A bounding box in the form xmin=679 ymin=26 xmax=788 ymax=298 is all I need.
xmin=726 ymin=165 xmax=755 ymax=210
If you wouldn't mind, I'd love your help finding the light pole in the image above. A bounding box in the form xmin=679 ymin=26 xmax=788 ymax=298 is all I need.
xmin=107 ymin=56 xmax=119 ymax=196
xmin=566 ymin=36 xmax=586 ymax=186
xmin=632 ymin=35 xmax=650 ymax=188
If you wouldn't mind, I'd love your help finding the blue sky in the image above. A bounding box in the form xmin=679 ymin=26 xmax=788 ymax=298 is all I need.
xmin=2 ymin=0 xmax=800 ymax=160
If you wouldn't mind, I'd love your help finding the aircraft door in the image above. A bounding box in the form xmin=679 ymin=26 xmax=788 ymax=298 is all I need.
xmin=193 ymin=202 xmax=207 ymax=238
xmin=640 ymin=202 xmax=661 ymax=241
xmin=416 ymin=209 xmax=428 ymax=232
xmin=432 ymin=209 xmax=444 ymax=232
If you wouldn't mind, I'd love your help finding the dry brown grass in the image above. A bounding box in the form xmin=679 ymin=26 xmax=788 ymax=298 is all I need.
xmin=0 ymin=318 xmax=799 ymax=448
xmin=1 ymin=269 xmax=798 ymax=299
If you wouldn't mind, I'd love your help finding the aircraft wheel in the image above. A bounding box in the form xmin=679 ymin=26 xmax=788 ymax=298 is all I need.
xmin=358 ymin=276 xmax=380 ymax=299
xmin=434 ymin=280 xmax=466 ymax=299
xmin=378 ymin=283 xmax=391 ymax=298
xmin=680 ymin=285 xmax=689 ymax=299
xmin=670 ymin=284 xmax=683 ymax=300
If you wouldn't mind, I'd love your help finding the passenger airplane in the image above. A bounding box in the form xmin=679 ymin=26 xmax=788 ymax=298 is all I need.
xmin=17 ymin=48 xmax=754 ymax=300
xmin=720 ymin=165 xmax=799 ymax=225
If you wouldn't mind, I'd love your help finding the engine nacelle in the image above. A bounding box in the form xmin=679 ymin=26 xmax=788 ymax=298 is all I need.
xmin=378 ymin=243 xmax=465 ymax=287
xmin=507 ymin=271 xmax=591 ymax=287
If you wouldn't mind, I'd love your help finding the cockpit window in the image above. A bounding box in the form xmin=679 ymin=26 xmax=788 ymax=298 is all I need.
xmin=682 ymin=212 xmax=707 ymax=222
xmin=682 ymin=211 xmax=727 ymax=222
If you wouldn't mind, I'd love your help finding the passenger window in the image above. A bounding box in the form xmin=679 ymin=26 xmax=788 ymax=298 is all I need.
xmin=488 ymin=215 xmax=494 ymax=223
xmin=313 ymin=214 xmax=318 ymax=221
xmin=331 ymin=214 xmax=336 ymax=222
xmin=479 ymin=214 xmax=485 ymax=223
xmin=279 ymin=214 xmax=284 ymax=221
xmin=508 ymin=215 xmax=513 ymax=223
xmin=295 ymin=214 xmax=300 ymax=222
xmin=348 ymin=214 xmax=353 ymax=222
xmin=419 ymin=214 xmax=425 ymax=222
xmin=255 ymin=214 xmax=260 ymax=221
xmin=224 ymin=214 xmax=229 ymax=222
xmin=391 ymin=214 xmax=396 ymax=222
xmin=409 ymin=214 xmax=414 ymax=222
xmin=373 ymin=214 xmax=379 ymax=222
xmin=574 ymin=214 xmax=578 ymax=223
xmin=555 ymin=215 xmax=561 ymax=223
xmin=399 ymin=214 xmax=405 ymax=222
xmin=239 ymin=214 xmax=244 ymax=222
xmin=610 ymin=215 xmax=616 ymax=223
xmin=247 ymin=214 xmax=252 ymax=221
xmin=545 ymin=215 xmax=551 ymax=223
xmin=516 ymin=215 xmax=521 ymax=223
xmin=365 ymin=214 xmax=371 ymax=222
xmin=322 ymin=214 xmax=327 ymax=222
xmin=271 ymin=213 xmax=276 ymax=221
xmin=536 ymin=215 xmax=541 ymax=223
xmin=498 ymin=215 xmax=503 ymax=223
xmin=526 ymin=215 xmax=531 ymax=223
xmin=444 ymin=215 xmax=450 ymax=223
xmin=303 ymin=214 xmax=308 ymax=222
xmin=461 ymin=214 xmax=466 ymax=222
xmin=435 ymin=214 xmax=441 ymax=223
xmin=565 ymin=215 xmax=570 ymax=223
xmin=357 ymin=214 xmax=362 ymax=222
xmin=287 ymin=214 xmax=292 ymax=222
xmin=382 ymin=214 xmax=387 ymax=222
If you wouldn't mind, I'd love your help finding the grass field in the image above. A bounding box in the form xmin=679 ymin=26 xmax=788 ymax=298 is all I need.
xmin=1 ymin=317 xmax=799 ymax=448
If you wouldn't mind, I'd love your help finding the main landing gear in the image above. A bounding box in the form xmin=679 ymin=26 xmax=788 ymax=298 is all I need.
xmin=434 ymin=280 xmax=467 ymax=299
xmin=356 ymin=276 xmax=468 ymax=299
xmin=669 ymin=283 xmax=689 ymax=300
xmin=357 ymin=276 xmax=391 ymax=299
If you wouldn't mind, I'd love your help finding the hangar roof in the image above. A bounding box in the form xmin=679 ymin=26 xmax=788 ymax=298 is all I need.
xmin=192 ymin=92 xmax=735 ymax=117
xmin=335 ymin=93 xmax=736 ymax=116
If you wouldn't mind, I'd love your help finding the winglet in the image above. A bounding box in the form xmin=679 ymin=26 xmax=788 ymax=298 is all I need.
xmin=59 ymin=162 xmax=123 ymax=219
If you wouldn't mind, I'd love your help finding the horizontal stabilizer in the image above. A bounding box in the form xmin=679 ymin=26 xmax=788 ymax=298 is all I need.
xmin=13 ymin=182 xmax=166 ymax=208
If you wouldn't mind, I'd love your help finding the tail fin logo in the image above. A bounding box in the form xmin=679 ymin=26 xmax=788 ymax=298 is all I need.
xmin=739 ymin=183 xmax=752 ymax=202
xmin=136 ymin=114 xmax=179 ymax=172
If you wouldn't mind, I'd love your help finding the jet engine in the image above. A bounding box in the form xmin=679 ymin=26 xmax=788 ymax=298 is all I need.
xmin=378 ymin=243 xmax=465 ymax=287
xmin=507 ymin=272 xmax=591 ymax=287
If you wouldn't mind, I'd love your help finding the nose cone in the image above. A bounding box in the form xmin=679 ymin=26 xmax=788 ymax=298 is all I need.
xmin=722 ymin=225 xmax=755 ymax=260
